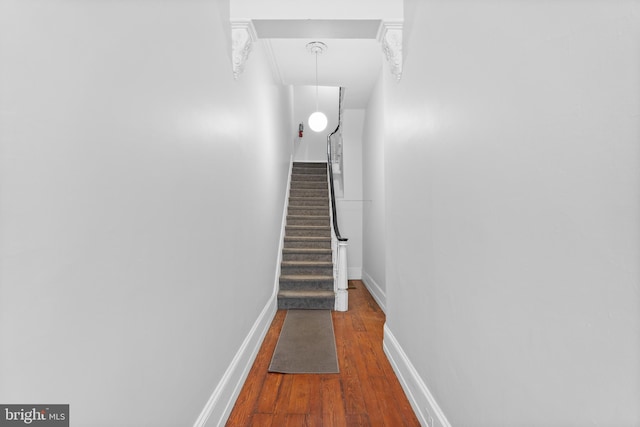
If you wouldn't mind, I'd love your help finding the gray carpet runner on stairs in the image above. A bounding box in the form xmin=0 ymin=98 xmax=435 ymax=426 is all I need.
xmin=278 ymin=162 xmax=335 ymax=310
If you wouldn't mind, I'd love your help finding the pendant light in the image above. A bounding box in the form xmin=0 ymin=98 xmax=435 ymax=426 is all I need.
xmin=306 ymin=42 xmax=328 ymax=132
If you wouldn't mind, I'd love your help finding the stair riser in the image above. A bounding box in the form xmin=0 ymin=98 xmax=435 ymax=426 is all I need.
xmin=286 ymin=228 xmax=330 ymax=237
xmin=277 ymin=296 xmax=334 ymax=310
xmin=294 ymin=162 xmax=326 ymax=167
xmin=288 ymin=207 xmax=329 ymax=216
xmin=279 ymin=279 xmax=334 ymax=291
xmin=293 ymin=166 xmax=327 ymax=175
xmin=284 ymin=240 xmax=331 ymax=249
xmin=289 ymin=189 xmax=328 ymax=198
xmin=281 ymin=265 xmax=333 ymax=276
xmin=290 ymin=181 xmax=326 ymax=189
xmin=289 ymin=199 xmax=329 ymax=207
xmin=291 ymin=174 xmax=327 ymax=182
xmin=287 ymin=217 xmax=330 ymax=226
xmin=282 ymin=252 xmax=333 ymax=262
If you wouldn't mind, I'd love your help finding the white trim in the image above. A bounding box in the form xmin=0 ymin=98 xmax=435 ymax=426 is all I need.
xmin=230 ymin=20 xmax=258 ymax=79
xmin=361 ymin=270 xmax=386 ymax=313
xmin=334 ymin=240 xmax=349 ymax=312
xmin=193 ymin=295 xmax=276 ymax=427
xmin=376 ymin=20 xmax=403 ymax=81
xmin=348 ymin=267 xmax=362 ymax=280
xmin=383 ymin=325 xmax=452 ymax=427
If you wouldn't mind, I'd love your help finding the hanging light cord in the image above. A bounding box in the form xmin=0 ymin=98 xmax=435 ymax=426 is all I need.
xmin=315 ymin=50 xmax=319 ymax=112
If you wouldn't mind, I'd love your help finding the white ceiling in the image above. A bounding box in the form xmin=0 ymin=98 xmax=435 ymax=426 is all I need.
xmin=251 ymin=20 xmax=386 ymax=109
xmin=263 ymin=38 xmax=383 ymax=109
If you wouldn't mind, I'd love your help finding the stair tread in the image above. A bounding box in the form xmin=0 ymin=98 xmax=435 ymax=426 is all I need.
xmin=282 ymin=260 xmax=333 ymax=266
xmin=283 ymin=248 xmax=331 ymax=252
xmin=289 ymin=196 xmax=328 ymax=199
xmin=286 ymin=224 xmax=330 ymax=229
xmin=285 ymin=236 xmax=331 ymax=240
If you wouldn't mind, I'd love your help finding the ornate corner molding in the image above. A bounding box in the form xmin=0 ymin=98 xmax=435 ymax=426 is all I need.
xmin=377 ymin=21 xmax=403 ymax=81
xmin=231 ymin=21 xmax=257 ymax=80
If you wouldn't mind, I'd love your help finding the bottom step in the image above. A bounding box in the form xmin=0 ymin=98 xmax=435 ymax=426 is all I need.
xmin=277 ymin=290 xmax=335 ymax=310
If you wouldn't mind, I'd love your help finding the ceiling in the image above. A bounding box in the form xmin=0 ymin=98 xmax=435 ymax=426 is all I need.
xmin=251 ymin=20 xmax=386 ymax=109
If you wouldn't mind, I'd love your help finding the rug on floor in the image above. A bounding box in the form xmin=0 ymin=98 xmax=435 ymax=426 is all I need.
xmin=268 ymin=309 xmax=339 ymax=374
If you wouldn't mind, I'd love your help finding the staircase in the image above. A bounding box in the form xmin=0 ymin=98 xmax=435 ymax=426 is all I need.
xmin=278 ymin=162 xmax=335 ymax=310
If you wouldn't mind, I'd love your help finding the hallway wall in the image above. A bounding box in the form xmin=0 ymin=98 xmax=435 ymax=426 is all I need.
xmin=362 ymin=74 xmax=387 ymax=308
xmin=292 ymin=85 xmax=339 ymax=162
xmin=370 ymin=0 xmax=640 ymax=425
xmin=0 ymin=1 xmax=293 ymax=426
xmin=338 ymin=109 xmax=364 ymax=279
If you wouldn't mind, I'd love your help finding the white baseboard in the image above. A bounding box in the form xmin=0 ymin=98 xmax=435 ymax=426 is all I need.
xmin=361 ymin=271 xmax=386 ymax=313
xmin=348 ymin=267 xmax=362 ymax=280
xmin=383 ymin=325 xmax=451 ymax=427
xmin=193 ymin=296 xmax=276 ymax=427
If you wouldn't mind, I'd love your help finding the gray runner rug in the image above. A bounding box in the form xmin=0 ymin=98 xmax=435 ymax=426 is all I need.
xmin=268 ymin=309 xmax=339 ymax=374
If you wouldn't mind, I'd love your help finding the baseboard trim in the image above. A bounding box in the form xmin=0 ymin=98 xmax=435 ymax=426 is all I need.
xmin=361 ymin=271 xmax=386 ymax=313
xmin=193 ymin=295 xmax=276 ymax=427
xmin=383 ymin=325 xmax=451 ymax=427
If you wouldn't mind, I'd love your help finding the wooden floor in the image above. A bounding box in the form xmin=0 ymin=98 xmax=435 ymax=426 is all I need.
xmin=226 ymin=280 xmax=420 ymax=427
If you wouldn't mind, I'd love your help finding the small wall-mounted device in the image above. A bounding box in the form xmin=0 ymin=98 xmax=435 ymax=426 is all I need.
xmin=298 ymin=123 xmax=304 ymax=138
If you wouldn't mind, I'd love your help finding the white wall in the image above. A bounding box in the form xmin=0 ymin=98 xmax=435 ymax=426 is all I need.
xmin=337 ymin=109 xmax=364 ymax=279
xmin=362 ymin=73 xmax=387 ymax=308
xmin=293 ymin=85 xmax=339 ymax=162
xmin=0 ymin=1 xmax=292 ymax=426
xmin=370 ymin=0 xmax=640 ymax=426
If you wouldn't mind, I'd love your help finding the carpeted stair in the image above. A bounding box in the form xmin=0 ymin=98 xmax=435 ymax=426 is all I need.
xmin=278 ymin=162 xmax=335 ymax=310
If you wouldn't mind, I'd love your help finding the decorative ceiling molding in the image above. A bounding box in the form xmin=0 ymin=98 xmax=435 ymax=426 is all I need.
xmin=231 ymin=20 xmax=257 ymax=79
xmin=377 ymin=21 xmax=403 ymax=81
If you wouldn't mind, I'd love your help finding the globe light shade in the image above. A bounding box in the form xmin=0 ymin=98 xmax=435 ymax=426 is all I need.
xmin=308 ymin=111 xmax=328 ymax=132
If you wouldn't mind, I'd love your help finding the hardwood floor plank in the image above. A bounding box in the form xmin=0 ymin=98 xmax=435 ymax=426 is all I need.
xmin=273 ymin=374 xmax=294 ymax=415
xmin=371 ymin=374 xmax=419 ymax=426
xmin=333 ymin=315 xmax=358 ymax=379
xmin=283 ymin=414 xmax=308 ymax=427
xmin=321 ymin=376 xmax=347 ymax=427
xmin=256 ymin=373 xmax=283 ymax=413
xmin=355 ymin=373 xmax=386 ymax=427
xmin=355 ymin=331 xmax=386 ymax=377
xmin=306 ymin=375 xmax=323 ymax=427
xmin=287 ymin=374 xmax=312 ymax=414
xmin=345 ymin=413 xmax=372 ymax=426
xmin=248 ymin=413 xmax=273 ymax=427
xmin=350 ymin=310 xmax=367 ymax=332
xmin=343 ymin=375 xmax=366 ymax=415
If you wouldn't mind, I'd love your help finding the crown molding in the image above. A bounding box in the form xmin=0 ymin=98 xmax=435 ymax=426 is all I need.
xmin=231 ymin=20 xmax=258 ymax=79
xmin=377 ymin=21 xmax=403 ymax=81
